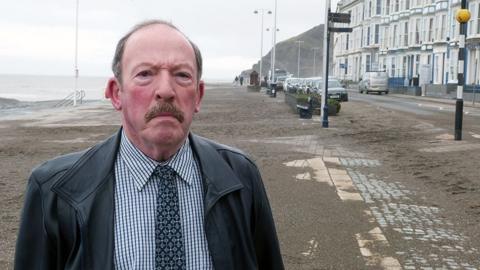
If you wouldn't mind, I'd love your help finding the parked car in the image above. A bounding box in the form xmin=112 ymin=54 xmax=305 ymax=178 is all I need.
xmin=311 ymin=77 xmax=349 ymax=102
xmin=275 ymin=75 xmax=289 ymax=91
xmin=358 ymin=71 xmax=389 ymax=94
xmin=284 ymin=77 xmax=299 ymax=92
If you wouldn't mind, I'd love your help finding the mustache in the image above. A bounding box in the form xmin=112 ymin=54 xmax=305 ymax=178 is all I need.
xmin=144 ymin=102 xmax=185 ymax=123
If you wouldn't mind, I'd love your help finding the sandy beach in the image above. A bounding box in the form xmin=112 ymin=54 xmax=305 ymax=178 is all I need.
xmin=2 ymin=84 xmax=480 ymax=269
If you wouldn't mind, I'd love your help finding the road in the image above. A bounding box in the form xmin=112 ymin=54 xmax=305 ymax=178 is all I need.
xmin=349 ymin=89 xmax=480 ymax=117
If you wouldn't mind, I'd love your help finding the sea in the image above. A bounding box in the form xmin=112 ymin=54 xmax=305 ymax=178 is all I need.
xmin=0 ymin=74 xmax=231 ymax=102
xmin=0 ymin=74 xmax=108 ymax=102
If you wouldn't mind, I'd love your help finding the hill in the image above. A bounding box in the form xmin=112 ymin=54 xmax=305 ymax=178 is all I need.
xmin=247 ymin=24 xmax=333 ymax=79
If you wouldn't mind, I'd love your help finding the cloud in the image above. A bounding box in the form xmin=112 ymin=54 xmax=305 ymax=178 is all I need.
xmin=0 ymin=0 xmax=340 ymax=78
xmin=203 ymin=55 xmax=258 ymax=80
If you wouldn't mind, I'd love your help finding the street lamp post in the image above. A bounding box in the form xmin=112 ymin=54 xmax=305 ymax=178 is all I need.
xmin=266 ymin=28 xmax=278 ymax=80
xmin=254 ymin=9 xmax=272 ymax=82
xmin=73 ymin=0 xmax=79 ymax=106
xmin=272 ymin=0 xmax=278 ymax=90
xmin=312 ymin=47 xmax=320 ymax=77
xmin=322 ymin=0 xmax=331 ymax=128
xmin=295 ymin=40 xmax=304 ymax=77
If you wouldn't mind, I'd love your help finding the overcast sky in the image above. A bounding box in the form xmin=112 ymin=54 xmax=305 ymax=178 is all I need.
xmin=1 ymin=0 xmax=339 ymax=80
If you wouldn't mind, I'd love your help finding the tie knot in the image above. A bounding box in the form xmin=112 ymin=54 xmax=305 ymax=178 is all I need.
xmin=154 ymin=165 xmax=176 ymax=179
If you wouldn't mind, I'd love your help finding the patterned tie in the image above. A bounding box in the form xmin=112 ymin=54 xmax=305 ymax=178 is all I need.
xmin=154 ymin=165 xmax=186 ymax=270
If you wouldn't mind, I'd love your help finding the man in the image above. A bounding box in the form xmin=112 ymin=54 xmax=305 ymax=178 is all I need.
xmin=15 ymin=20 xmax=284 ymax=269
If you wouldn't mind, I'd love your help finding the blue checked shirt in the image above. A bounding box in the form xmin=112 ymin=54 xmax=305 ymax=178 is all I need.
xmin=114 ymin=131 xmax=214 ymax=269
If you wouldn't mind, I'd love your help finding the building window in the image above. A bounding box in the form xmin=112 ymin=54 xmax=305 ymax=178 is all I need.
xmin=469 ymin=2 xmax=475 ymax=35
xmin=376 ymin=0 xmax=382 ymax=15
xmin=405 ymin=0 xmax=410 ymax=10
xmin=375 ymin=24 xmax=380 ymax=44
xmin=441 ymin=14 xmax=446 ymax=40
xmin=428 ymin=18 xmax=434 ymax=42
xmin=404 ymin=22 xmax=409 ymax=46
xmin=366 ymin=55 xmax=371 ymax=72
xmin=369 ymin=1 xmax=372 ymax=17
xmin=359 ymin=6 xmax=362 ymax=24
xmin=477 ymin=3 xmax=480 ymax=34
xmin=362 ymin=3 xmax=365 ymax=20
xmin=386 ymin=0 xmax=390 ymax=15
xmin=415 ymin=18 xmax=421 ymax=44
xmin=367 ymin=26 xmax=371 ymax=45
xmin=361 ymin=28 xmax=364 ymax=47
xmin=393 ymin=25 xmax=398 ymax=47
xmin=395 ymin=0 xmax=399 ymax=12
xmin=346 ymin=34 xmax=350 ymax=50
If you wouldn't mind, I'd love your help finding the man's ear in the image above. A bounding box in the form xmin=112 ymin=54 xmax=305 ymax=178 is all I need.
xmin=105 ymin=77 xmax=122 ymax=110
xmin=194 ymin=80 xmax=205 ymax=113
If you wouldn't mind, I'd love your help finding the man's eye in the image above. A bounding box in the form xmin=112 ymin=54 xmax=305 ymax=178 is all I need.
xmin=176 ymin=72 xmax=191 ymax=79
xmin=137 ymin=70 xmax=153 ymax=77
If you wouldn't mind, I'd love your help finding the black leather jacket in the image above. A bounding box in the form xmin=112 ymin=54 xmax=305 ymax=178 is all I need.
xmin=14 ymin=130 xmax=284 ymax=269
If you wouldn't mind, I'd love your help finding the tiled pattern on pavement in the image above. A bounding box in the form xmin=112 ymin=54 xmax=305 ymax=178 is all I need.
xmin=339 ymin=158 xmax=382 ymax=167
xmin=253 ymin=135 xmax=480 ymax=269
xmin=345 ymin=161 xmax=480 ymax=269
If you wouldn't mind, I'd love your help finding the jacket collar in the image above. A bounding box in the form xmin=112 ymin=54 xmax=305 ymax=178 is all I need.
xmin=52 ymin=130 xmax=243 ymax=210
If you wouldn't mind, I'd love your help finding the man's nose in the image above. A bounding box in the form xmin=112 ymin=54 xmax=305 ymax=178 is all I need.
xmin=153 ymin=72 xmax=175 ymax=101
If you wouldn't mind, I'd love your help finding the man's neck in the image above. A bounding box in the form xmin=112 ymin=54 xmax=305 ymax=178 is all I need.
xmin=123 ymin=129 xmax=187 ymax=162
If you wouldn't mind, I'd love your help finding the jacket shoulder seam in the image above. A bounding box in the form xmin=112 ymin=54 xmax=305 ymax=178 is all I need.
xmin=216 ymin=148 xmax=258 ymax=169
xmin=30 ymin=173 xmax=57 ymax=254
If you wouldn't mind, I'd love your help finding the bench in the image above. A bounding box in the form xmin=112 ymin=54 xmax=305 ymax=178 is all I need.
xmin=296 ymin=104 xmax=312 ymax=119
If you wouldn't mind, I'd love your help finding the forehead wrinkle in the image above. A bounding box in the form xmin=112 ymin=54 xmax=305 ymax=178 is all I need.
xmin=130 ymin=61 xmax=195 ymax=73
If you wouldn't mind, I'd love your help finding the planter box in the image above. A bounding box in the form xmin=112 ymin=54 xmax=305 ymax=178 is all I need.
xmin=328 ymin=105 xmax=337 ymax=116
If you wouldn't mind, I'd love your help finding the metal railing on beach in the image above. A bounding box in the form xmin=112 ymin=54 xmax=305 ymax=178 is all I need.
xmin=54 ymin=90 xmax=85 ymax=107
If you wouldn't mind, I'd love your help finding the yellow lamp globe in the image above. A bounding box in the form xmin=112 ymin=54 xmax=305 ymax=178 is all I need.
xmin=456 ymin=9 xmax=471 ymax=23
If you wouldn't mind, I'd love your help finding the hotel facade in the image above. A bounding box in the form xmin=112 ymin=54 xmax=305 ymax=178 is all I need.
xmin=333 ymin=0 xmax=480 ymax=86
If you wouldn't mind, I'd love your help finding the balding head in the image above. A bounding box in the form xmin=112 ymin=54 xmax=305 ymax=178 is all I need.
xmin=111 ymin=20 xmax=203 ymax=84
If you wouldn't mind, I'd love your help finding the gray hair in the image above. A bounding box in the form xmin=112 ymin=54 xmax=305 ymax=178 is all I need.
xmin=111 ymin=19 xmax=203 ymax=83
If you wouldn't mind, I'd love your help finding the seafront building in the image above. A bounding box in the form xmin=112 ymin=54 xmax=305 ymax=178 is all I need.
xmin=333 ymin=0 xmax=480 ymax=88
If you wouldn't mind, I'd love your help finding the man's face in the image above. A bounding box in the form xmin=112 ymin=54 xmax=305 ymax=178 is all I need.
xmin=107 ymin=24 xmax=204 ymax=156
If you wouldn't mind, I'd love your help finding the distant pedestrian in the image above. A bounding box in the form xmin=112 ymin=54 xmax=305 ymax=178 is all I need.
xmin=239 ymin=76 xmax=244 ymax=86
xmin=234 ymin=76 xmax=239 ymax=86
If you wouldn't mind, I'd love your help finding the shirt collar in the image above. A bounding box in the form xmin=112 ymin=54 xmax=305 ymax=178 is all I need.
xmin=119 ymin=130 xmax=195 ymax=191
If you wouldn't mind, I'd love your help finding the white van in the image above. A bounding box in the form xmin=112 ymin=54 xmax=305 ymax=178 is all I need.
xmin=358 ymin=71 xmax=389 ymax=94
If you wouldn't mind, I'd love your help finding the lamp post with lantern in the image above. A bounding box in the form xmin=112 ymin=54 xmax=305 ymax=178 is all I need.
xmin=253 ymin=9 xmax=272 ymax=82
